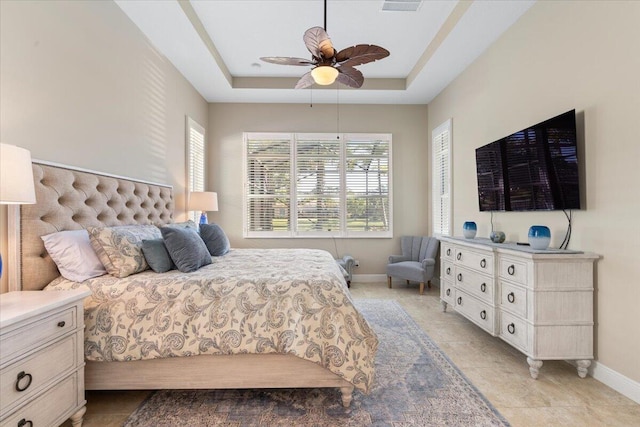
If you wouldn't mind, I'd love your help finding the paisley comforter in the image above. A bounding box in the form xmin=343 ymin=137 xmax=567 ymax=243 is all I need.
xmin=45 ymin=248 xmax=378 ymax=392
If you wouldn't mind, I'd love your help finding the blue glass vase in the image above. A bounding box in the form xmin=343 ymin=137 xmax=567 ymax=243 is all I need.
xmin=528 ymin=225 xmax=551 ymax=250
xmin=462 ymin=221 xmax=477 ymax=239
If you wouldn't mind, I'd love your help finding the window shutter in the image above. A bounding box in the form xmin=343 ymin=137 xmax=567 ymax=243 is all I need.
xmin=432 ymin=120 xmax=451 ymax=236
xmin=186 ymin=117 xmax=205 ymax=223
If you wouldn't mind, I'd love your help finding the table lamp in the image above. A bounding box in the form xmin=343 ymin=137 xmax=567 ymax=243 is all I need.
xmin=0 ymin=143 xmax=37 ymax=278
xmin=189 ymin=191 xmax=218 ymax=225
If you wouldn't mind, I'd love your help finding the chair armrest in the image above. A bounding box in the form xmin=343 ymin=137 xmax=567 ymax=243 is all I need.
xmin=422 ymin=258 xmax=436 ymax=269
xmin=341 ymin=255 xmax=355 ymax=271
xmin=388 ymin=255 xmax=410 ymax=264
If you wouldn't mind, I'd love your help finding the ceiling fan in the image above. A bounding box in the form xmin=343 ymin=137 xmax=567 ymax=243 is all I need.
xmin=260 ymin=1 xmax=390 ymax=89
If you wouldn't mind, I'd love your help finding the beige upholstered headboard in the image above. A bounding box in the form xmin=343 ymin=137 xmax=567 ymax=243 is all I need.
xmin=10 ymin=161 xmax=173 ymax=291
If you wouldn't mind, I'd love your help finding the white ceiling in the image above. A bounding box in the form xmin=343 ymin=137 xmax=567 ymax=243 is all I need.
xmin=114 ymin=0 xmax=535 ymax=104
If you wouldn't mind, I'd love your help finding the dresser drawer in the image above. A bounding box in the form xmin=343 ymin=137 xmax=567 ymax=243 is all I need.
xmin=499 ymin=281 xmax=527 ymax=318
xmin=454 ymin=266 xmax=493 ymax=304
xmin=441 ymin=280 xmax=455 ymax=306
xmin=455 ymin=248 xmax=494 ymax=275
xmin=454 ymin=290 xmax=495 ymax=335
xmin=442 ymin=243 xmax=455 ymax=261
xmin=499 ymin=256 xmax=528 ymax=286
xmin=0 ymin=307 xmax=76 ymax=365
xmin=499 ymin=311 xmax=529 ymax=352
xmin=1 ymin=334 xmax=77 ymax=414
xmin=1 ymin=372 xmax=78 ymax=427
xmin=442 ymin=260 xmax=454 ymax=281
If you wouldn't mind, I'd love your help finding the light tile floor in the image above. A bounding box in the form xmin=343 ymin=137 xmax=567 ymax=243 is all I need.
xmin=64 ymin=282 xmax=640 ymax=427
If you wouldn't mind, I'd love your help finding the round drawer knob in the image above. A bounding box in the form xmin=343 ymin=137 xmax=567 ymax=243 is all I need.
xmin=507 ymin=292 xmax=515 ymax=303
xmin=446 ymin=267 xmax=451 ymax=275
xmin=457 ymin=253 xmax=462 ymax=261
xmin=480 ymin=259 xmax=487 ymax=268
xmin=457 ymin=273 xmax=463 ymax=282
xmin=507 ymin=323 xmax=516 ymax=334
xmin=480 ymin=310 xmax=487 ymax=320
xmin=507 ymin=265 xmax=515 ymax=275
xmin=446 ymin=289 xmax=451 ymax=296
xmin=480 ymin=283 xmax=486 ymax=293
xmin=15 ymin=371 xmax=32 ymax=392
xmin=446 ymin=248 xmax=451 ymax=256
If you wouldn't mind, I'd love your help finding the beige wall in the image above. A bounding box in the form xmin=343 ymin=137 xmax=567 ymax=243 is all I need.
xmin=0 ymin=0 xmax=208 ymax=293
xmin=428 ymin=1 xmax=640 ymax=382
xmin=209 ymin=103 xmax=429 ymax=274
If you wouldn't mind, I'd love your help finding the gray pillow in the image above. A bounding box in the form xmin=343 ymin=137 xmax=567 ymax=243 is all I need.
xmin=199 ymin=223 xmax=230 ymax=256
xmin=141 ymin=239 xmax=175 ymax=273
xmin=160 ymin=226 xmax=211 ymax=273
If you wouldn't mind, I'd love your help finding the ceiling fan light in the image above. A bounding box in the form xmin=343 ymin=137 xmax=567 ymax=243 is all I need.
xmin=311 ymin=66 xmax=338 ymax=85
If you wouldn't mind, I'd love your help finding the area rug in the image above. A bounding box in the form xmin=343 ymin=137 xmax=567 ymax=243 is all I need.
xmin=124 ymin=299 xmax=509 ymax=426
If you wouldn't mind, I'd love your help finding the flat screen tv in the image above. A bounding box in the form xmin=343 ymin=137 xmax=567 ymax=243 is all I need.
xmin=476 ymin=109 xmax=580 ymax=211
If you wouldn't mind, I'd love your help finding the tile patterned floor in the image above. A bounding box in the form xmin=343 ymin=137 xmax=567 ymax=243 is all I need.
xmin=63 ymin=282 xmax=640 ymax=427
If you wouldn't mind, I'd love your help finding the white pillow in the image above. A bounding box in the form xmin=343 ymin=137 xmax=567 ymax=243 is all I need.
xmin=42 ymin=229 xmax=107 ymax=282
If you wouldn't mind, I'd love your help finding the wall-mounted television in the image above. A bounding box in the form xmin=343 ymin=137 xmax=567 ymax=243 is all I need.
xmin=476 ymin=109 xmax=580 ymax=211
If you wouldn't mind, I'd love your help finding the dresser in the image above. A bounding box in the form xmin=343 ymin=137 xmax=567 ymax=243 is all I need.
xmin=439 ymin=236 xmax=599 ymax=379
xmin=1 ymin=289 xmax=91 ymax=427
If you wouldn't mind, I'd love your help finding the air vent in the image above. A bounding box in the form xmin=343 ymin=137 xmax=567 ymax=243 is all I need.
xmin=382 ymin=0 xmax=422 ymax=12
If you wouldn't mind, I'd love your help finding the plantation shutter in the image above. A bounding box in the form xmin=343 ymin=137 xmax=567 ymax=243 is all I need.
xmin=345 ymin=135 xmax=390 ymax=234
xmin=186 ymin=117 xmax=205 ymax=223
xmin=432 ymin=120 xmax=451 ymax=236
xmin=245 ymin=133 xmax=292 ymax=235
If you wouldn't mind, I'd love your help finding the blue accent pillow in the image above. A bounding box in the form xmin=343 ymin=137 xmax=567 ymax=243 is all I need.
xmin=199 ymin=223 xmax=230 ymax=256
xmin=141 ymin=239 xmax=175 ymax=273
xmin=160 ymin=226 xmax=212 ymax=273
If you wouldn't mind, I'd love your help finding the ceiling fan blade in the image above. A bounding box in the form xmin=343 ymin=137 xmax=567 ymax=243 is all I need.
xmin=260 ymin=57 xmax=315 ymax=66
xmin=336 ymin=66 xmax=364 ymax=88
xmin=335 ymin=45 xmax=390 ymax=67
xmin=303 ymin=26 xmax=335 ymax=59
xmin=295 ymin=71 xmax=315 ymax=89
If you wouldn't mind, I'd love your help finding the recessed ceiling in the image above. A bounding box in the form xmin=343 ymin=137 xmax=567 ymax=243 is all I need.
xmin=114 ymin=0 xmax=535 ymax=104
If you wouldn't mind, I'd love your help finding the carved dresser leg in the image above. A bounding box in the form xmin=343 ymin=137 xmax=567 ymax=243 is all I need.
xmin=441 ymin=300 xmax=448 ymax=312
xmin=70 ymin=406 xmax=86 ymax=427
xmin=576 ymin=360 xmax=591 ymax=378
xmin=340 ymin=385 xmax=354 ymax=408
xmin=526 ymin=357 xmax=543 ymax=379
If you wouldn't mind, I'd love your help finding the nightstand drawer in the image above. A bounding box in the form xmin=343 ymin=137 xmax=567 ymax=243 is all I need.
xmin=1 ymin=334 xmax=77 ymax=414
xmin=1 ymin=372 xmax=78 ymax=427
xmin=0 ymin=307 xmax=76 ymax=365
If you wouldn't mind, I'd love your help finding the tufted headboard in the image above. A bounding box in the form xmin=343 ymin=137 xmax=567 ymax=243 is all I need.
xmin=10 ymin=161 xmax=174 ymax=291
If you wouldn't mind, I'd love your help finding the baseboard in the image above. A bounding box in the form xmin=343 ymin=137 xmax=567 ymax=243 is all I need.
xmin=351 ymin=274 xmax=387 ymax=283
xmin=586 ymin=361 xmax=640 ymax=404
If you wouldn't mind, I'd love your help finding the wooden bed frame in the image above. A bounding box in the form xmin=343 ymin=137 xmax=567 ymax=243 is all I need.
xmin=8 ymin=161 xmax=355 ymax=407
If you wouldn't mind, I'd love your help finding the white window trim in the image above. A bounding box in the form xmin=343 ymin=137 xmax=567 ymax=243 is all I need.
xmin=243 ymin=132 xmax=392 ymax=239
xmin=186 ymin=116 xmax=206 ymax=223
xmin=432 ymin=119 xmax=452 ymax=237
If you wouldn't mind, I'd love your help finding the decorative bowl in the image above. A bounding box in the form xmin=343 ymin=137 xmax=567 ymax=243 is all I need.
xmin=462 ymin=221 xmax=477 ymax=239
xmin=490 ymin=231 xmax=506 ymax=243
xmin=528 ymin=225 xmax=551 ymax=250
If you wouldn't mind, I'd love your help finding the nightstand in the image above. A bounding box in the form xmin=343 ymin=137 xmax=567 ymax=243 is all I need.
xmin=1 ymin=289 xmax=91 ymax=427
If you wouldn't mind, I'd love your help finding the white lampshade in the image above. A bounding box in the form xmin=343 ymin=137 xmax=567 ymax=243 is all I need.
xmin=189 ymin=191 xmax=218 ymax=212
xmin=0 ymin=143 xmax=36 ymax=204
xmin=311 ymin=66 xmax=339 ymax=85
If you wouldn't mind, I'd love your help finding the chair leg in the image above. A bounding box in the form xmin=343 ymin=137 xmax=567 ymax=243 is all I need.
xmin=387 ymin=276 xmax=392 ymax=289
xmin=427 ymin=280 xmax=432 ymax=289
xmin=419 ymin=282 xmax=425 ymax=295
xmin=406 ymin=279 xmax=410 ymax=285
xmin=347 ymin=280 xmax=351 ymax=288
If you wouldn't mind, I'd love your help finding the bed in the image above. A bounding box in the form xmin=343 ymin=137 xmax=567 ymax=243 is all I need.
xmin=7 ymin=161 xmax=378 ymax=408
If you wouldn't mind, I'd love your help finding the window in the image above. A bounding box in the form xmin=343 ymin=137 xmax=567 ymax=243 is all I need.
xmin=244 ymin=132 xmax=392 ymax=238
xmin=432 ymin=119 xmax=451 ymax=236
xmin=186 ymin=117 xmax=205 ymax=223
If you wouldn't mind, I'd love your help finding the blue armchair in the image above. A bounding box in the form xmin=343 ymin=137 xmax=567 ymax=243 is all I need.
xmin=386 ymin=236 xmax=440 ymax=294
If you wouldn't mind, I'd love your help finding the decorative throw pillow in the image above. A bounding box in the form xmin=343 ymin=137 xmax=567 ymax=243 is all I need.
xmin=160 ymin=226 xmax=212 ymax=273
xmin=88 ymin=224 xmax=161 ymax=278
xmin=199 ymin=223 xmax=230 ymax=256
xmin=41 ymin=229 xmax=107 ymax=282
xmin=141 ymin=239 xmax=175 ymax=273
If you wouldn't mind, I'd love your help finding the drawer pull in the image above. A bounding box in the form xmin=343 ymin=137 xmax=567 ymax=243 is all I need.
xmin=446 ymin=248 xmax=451 ymax=256
xmin=446 ymin=289 xmax=451 ymax=296
xmin=57 ymin=321 xmax=66 ymax=327
xmin=480 ymin=259 xmax=487 ymax=268
xmin=446 ymin=267 xmax=451 ymax=275
xmin=457 ymin=273 xmax=463 ymax=282
xmin=507 ymin=323 xmax=516 ymax=334
xmin=15 ymin=371 xmax=33 ymax=392
xmin=507 ymin=292 xmax=515 ymax=303
xmin=457 ymin=296 xmax=462 ymax=305
xmin=480 ymin=283 xmax=486 ymax=293
xmin=480 ymin=310 xmax=487 ymax=320
xmin=457 ymin=253 xmax=462 ymax=261
xmin=507 ymin=265 xmax=515 ymax=275
xmin=18 ymin=419 xmax=33 ymax=427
